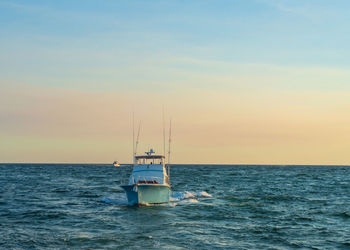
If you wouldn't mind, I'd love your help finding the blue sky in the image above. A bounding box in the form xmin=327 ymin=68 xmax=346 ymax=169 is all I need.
xmin=1 ymin=0 xmax=350 ymax=163
xmin=2 ymin=0 xmax=350 ymax=88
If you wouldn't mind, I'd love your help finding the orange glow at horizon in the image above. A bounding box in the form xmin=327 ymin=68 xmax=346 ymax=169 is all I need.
xmin=1 ymin=81 xmax=350 ymax=165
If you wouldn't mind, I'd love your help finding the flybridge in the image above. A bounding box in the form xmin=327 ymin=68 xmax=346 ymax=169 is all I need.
xmin=135 ymin=155 xmax=165 ymax=159
xmin=135 ymin=148 xmax=165 ymax=159
xmin=135 ymin=150 xmax=165 ymax=165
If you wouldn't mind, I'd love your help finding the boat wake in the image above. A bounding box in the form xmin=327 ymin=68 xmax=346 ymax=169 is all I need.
xmin=170 ymin=191 xmax=212 ymax=205
xmin=101 ymin=191 xmax=212 ymax=206
xmin=101 ymin=194 xmax=129 ymax=206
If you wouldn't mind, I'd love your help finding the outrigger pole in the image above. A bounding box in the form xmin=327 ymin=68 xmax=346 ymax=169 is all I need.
xmin=132 ymin=110 xmax=135 ymax=165
xmin=135 ymin=121 xmax=141 ymax=156
xmin=167 ymin=119 xmax=172 ymax=177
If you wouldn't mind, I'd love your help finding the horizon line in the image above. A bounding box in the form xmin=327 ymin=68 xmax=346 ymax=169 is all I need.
xmin=0 ymin=162 xmax=349 ymax=167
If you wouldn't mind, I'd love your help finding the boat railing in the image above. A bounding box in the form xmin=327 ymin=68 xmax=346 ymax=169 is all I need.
xmin=131 ymin=175 xmax=163 ymax=185
xmin=165 ymin=175 xmax=170 ymax=185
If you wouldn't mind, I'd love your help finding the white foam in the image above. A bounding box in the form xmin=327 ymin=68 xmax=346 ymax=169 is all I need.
xmin=103 ymin=191 xmax=212 ymax=206
xmin=170 ymin=191 xmax=212 ymax=203
xmin=184 ymin=198 xmax=200 ymax=203
xmin=101 ymin=194 xmax=128 ymax=205
xmin=197 ymin=191 xmax=212 ymax=198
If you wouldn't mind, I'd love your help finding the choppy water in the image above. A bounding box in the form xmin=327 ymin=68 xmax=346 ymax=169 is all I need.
xmin=1 ymin=164 xmax=350 ymax=249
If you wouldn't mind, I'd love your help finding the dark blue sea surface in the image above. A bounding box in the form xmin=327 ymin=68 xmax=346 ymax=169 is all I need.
xmin=1 ymin=164 xmax=350 ymax=249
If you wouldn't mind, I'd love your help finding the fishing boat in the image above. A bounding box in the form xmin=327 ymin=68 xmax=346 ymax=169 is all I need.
xmin=121 ymin=149 xmax=171 ymax=205
xmin=121 ymin=114 xmax=172 ymax=206
xmin=113 ymin=161 xmax=120 ymax=167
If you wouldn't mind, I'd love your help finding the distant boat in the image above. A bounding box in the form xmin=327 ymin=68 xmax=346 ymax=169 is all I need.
xmin=113 ymin=161 xmax=120 ymax=167
xmin=121 ymin=149 xmax=171 ymax=205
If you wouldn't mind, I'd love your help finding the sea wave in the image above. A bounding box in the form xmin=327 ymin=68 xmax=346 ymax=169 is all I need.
xmin=101 ymin=195 xmax=128 ymax=206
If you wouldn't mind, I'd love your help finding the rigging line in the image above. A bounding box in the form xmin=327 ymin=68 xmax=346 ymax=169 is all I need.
xmin=135 ymin=121 xmax=141 ymax=156
xmin=167 ymin=119 xmax=172 ymax=179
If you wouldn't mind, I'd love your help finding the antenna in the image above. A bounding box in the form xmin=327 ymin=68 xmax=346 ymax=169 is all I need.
xmin=135 ymin=121 xmax=141 ymax=156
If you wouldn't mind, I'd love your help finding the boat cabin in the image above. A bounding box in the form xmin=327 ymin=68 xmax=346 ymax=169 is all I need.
xmin=129 ymin=149 xmax=169 ymax=185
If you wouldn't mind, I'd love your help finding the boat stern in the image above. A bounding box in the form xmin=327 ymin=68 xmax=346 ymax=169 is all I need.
xmin=121 ymin=184 xmax=170 ymax=205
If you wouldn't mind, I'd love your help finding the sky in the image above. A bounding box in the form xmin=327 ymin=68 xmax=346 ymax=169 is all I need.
xmin=1 ymin=0 xmax=350 ymax=164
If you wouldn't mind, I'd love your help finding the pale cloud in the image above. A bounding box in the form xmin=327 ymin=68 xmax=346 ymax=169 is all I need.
xmin=154 ymin=57 xmax=350 ymax=92
xmin=257 ymin=0 xmax=327 ymax=22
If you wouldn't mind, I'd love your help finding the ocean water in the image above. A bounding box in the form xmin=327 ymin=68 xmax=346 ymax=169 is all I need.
xmin=1 ymin=164 xmax=350 ymax=249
